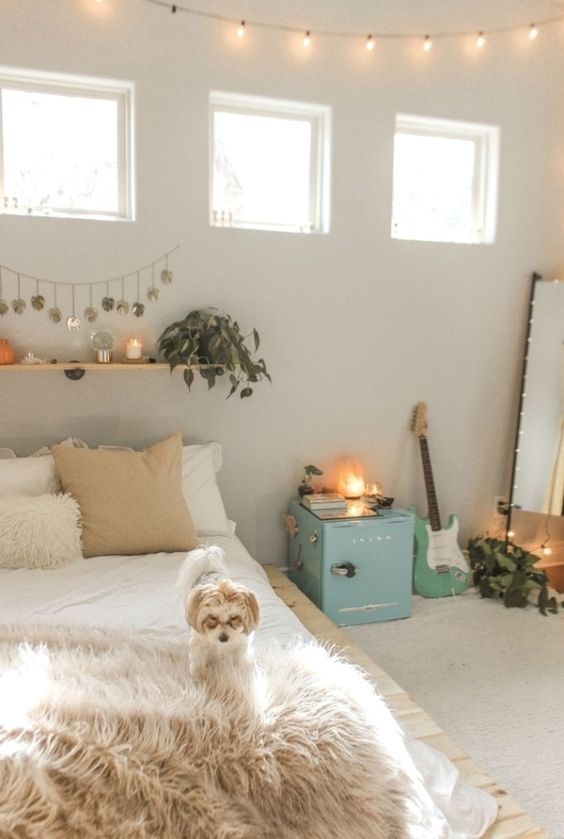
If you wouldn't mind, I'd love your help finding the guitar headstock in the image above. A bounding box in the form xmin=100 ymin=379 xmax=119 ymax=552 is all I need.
xmin=411 ymin=402 xmax=428 ymax=438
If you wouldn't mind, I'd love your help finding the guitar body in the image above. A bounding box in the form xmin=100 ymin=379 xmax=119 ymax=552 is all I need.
xmin=412 ymin=511 xmax=470 ymax=597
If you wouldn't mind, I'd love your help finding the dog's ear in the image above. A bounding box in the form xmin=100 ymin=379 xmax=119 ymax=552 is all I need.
xmin=185 ymin=586 xmax=207 ymax=631
xmin=241 ymin=589 xmax=261 ymax=633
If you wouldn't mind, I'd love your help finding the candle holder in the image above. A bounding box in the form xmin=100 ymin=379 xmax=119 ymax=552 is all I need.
xmin=126 ymin=338 xmax=143 ymax=360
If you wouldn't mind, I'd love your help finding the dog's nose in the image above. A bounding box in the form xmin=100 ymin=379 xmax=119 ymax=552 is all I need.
xmin=219 ymin=633 xmax=229 ymax=643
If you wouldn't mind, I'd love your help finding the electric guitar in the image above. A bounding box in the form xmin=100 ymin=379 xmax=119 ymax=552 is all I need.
xmin=411 ymin=402 xmax=470 ymax=597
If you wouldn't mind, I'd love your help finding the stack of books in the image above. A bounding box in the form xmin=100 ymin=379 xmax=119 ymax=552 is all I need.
xmin=301 ymin=493 xmax=347 ymax=512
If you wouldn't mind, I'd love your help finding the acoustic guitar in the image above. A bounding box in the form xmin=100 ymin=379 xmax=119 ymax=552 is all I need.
xmin=411 ymin=402 xmax=470 ymax=597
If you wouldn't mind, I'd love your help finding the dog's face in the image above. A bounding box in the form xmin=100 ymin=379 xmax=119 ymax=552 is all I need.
xmin=186 ymin=580 xmax=260 ymax=645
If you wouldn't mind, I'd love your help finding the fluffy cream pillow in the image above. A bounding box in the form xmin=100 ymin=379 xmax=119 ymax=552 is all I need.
xmin=52 ymin=433 xmax=197 ymax=558
xmin=0 ymin=494 xmax=82 ymax=569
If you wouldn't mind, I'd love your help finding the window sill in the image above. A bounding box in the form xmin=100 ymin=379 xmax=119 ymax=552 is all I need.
xmin=0 ymin=208 xmax=134 ymax=223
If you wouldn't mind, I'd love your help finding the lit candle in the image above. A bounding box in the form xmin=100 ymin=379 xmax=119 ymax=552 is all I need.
xmin=343 ymin=475 xmax=365 ymax=499
xmin=126 ymin=338 xmax=143 ymax=360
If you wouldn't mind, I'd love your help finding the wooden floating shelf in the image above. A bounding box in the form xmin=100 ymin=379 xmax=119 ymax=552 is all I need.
xmin=0 ymin=362 xmax=226 ymax=381
xmin=0 ymin=362 xmax=171 ymax=371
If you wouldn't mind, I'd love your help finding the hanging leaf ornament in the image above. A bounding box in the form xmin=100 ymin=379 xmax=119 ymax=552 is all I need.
xmin=12 ymin=274 xmax=25 ymax=315
xmin=147 ymin=287 xmax=159 ymax=302
xmin=0 ymin=271 xmax=6 ymax=315
xmin=102 ymin=296 xmax=115 ymax=312
xmin=116 ymin=277 xmax=129 ymax=315
xmin=84 ymin=306 xmax=98 ymax=324
xmin=48 ymin=307 xmax=62 ymax=324
xmin=31 ymin=294 xmax=45 ymax=311
xmin=161 ymin=269 xmax=173 ymax=285
xmin=66 ymin=316 xmax=81 ymax=332
xmin=131 ymin=273 xmax=144 ymax=317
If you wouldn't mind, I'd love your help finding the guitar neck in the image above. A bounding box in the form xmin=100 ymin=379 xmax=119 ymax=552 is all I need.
xmin=419 ymin=437 xmax=442 ymax=531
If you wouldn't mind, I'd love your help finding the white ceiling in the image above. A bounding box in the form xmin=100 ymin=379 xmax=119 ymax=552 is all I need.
xmin=196 ymin=1 xmax=564 ymax=34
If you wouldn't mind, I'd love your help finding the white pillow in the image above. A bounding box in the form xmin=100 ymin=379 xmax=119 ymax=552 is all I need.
xmin=0 ymin=494 xmax=82 ymax=569
xmin=182 ymin=444 xmax=231 ymax=536
xmin=0 ymin=454 xmax=60 ymax=497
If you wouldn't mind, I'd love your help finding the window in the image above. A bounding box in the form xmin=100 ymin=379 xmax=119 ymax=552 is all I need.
xmin=0 ymin=67 xmax=134 ymax=221
xmin=391 ymin=114 xmax=499 ymax=244
xmin=210 ymin=91 xmax=330 ymax=233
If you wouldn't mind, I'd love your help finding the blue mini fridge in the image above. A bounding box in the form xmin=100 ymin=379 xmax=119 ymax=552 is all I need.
xmin=287 ymin=500 xmax=414 ymax=626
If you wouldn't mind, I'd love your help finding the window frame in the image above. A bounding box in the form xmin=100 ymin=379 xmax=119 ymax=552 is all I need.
xmin=0 ymin=66 xmax=135 ymax=222
xmin=209 ymin=90 xmax=331 ymax=234
xmin=391 ymin=113 xmax=500 ymax=245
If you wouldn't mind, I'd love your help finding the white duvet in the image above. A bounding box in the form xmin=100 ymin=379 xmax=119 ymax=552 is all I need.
xmin=0 ymin=536 xmax=306 ymax=646
xmin=0 ymin=535 xmax=497 ymax=838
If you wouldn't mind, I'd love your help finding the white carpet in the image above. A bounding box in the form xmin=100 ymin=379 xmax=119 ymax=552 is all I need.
xmin=346 ymin=590 xmax=564 ymax=839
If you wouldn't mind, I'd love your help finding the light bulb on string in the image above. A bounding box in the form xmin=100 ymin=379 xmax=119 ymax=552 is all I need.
xmin=476 ymin=31 xmax=486 ymax=48
xmin=529 ymin=23 xmax=539 ymax=40
xmin=423 ymin=35 xmax=432 ymax=52
xmin=507 ymin=530 xmax=515 ymax=539
xmin=237 ymin=20 xmax=246 ymax=37
xmin=543 ymin=544 xmax=553 ymax=556
xmin=366 ymin=34 xmax=375 ymax=51
xmin=303 ymin=30 xmax=312 ymax=48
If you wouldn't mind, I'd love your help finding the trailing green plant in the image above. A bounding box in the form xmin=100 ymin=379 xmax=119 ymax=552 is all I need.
xmin=158 ymin=308 xmax=271 ymax=399
xmin=468 ymin=536 xmax=562 ymax=615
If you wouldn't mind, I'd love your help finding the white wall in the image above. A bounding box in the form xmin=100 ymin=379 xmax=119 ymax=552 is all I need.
xmin=2 ymin=0 xmax=564 ymax=564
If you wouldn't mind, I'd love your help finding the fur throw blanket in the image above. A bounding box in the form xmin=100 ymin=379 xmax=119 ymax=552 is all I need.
xmin=0 ymin=625 xmax=448 ymax=839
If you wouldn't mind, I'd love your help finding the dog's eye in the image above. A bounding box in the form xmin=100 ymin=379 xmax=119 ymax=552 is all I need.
xmin=229 ymin=616 xmax=242 ymax=628
xmin=206 ymin=617 xmax=218 ymax=629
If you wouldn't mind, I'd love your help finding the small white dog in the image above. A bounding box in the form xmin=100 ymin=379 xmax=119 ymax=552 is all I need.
xmin=176 ymin=545 xmax=261 ymax=681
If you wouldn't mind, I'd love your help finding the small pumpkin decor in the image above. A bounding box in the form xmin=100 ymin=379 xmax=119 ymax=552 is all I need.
xmin=0 ymin=339 xmax=15 ymax=365
xmin=158 ymin=308 xmax=271 ymax=399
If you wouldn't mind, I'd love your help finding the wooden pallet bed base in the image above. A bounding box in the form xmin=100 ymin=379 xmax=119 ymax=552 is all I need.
xmin=264 ymin=566 xmax=546 ymax=839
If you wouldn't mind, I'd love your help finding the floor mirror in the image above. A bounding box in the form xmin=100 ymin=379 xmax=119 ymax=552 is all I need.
xmin=508 ymin=273 xmax=564 ymax=535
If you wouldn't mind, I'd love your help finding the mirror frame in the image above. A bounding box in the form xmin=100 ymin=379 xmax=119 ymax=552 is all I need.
xmin=506 ymin=271 xmax=542 ymax=539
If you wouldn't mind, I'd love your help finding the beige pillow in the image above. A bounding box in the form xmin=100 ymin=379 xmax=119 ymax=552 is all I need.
xmin=52 ymin=433 xmax=197 ymax=558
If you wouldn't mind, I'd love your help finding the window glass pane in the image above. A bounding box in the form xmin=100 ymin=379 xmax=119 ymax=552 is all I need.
xmin=213 ymin=111 xmax=312 ymax=229
xmin=2 ymin=88 xmax=119 ymax=213
xmin=392 ymin=132 xmax=476 ymax=243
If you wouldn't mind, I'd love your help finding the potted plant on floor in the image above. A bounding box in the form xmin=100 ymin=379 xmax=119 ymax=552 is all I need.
xmin=158 ymin=308 xmax=271 ymax=398
xmin=467 ymin=536 xmax=563 ymax=615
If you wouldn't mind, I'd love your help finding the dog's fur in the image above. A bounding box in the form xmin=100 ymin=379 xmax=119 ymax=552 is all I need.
xmin=176 ymin=546 xmax=261 ymax=680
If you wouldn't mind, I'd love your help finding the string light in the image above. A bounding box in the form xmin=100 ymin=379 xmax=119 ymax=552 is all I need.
xmin=237 ymin=20 xmax=246 ymax=37
xmin=543 ymin=545 xmax=553 ymax=556
xmin=137 ymin=2 xmax=564 ymax=54
xmin=507 ymin=530 xmax=515 ymax=539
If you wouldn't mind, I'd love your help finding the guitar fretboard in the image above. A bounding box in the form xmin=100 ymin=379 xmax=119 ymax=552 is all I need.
xmin=419 ymin=437 xmax=442 ymax=531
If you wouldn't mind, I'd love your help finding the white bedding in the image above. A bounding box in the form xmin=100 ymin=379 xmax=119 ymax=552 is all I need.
xmin=0 ymin=535 xmax=308 ymax=647
xmin=0 ymin=535 xmax=497 ymax=837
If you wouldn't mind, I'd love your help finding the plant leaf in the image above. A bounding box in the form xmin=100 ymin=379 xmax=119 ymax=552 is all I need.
xmin=183 ymin=368 xmax=194 ymax=390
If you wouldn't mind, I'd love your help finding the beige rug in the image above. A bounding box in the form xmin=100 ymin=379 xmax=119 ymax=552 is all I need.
xmin=0 ymin=624 xmax=449 ymax=839
xmin=347 ymin=590 xmax=564 ymax=839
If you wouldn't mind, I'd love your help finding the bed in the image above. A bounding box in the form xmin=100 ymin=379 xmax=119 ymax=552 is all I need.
xmin=0 ymin=437 xmax=545 ymax=837
xmin=0 ymin=534 xmax=544 ymax=838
